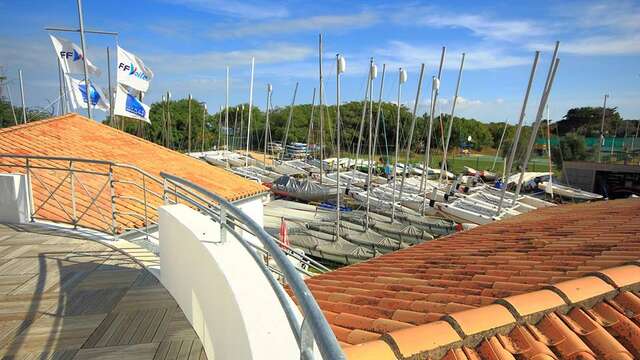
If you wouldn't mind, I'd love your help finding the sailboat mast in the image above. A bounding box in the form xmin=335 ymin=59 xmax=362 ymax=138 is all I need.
xmin=264 ymin=84 xmax=272 ymax=167
xmin=420 ymin=46 xmax=446 ymax=192
xmin=201 ymin=103 xmax=207 ymax=152
xmin=245 ymin=57 xmax=255 ymax=166
xmin=306 ymin=88 xmax=317 ymax=159
xmin=372 ymin=64 xmax=387 ymax=159
xmin=496 ymin=51 xmax=540 ymax=214
xmin=18 ymin=70 xmax=26 ymax=124
xmin=546 ymin=103 xmax=553 ymax=197
xmin=492 ymin=120 xmax=509 ymax=171
xmin=366 ymin=61 xmax=377 ymax=229
xmin=76 ymin=0 xmax=92 ymax=119
xmin=335 ymin=54 xmax=346 ymax=240
xmin=513 ymin=42 xmax=560 ymax=203
xmin=225 ymin=66 xmax=230 ymax=151
xmin=318 ymin=34 xmax=325 ymax=184
xmin=348 ymin=58 xmax=373 ymax=190
xmin=281 ymin=82 xmax=299 ymax=160
xmin=391 ymin=67 xmax=407 ymax=221
xmin=188 ymin=93 xmax=192 ymax=153
xmin=398 ymin=63 xmax=425 ymax=201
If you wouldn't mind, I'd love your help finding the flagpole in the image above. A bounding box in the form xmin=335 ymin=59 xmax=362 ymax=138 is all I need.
xmin=188 ymin=93 xmax=192 ymax=153
xmin=18 ymin=69 xmax=26 ymax=124
xmin=245 ymin=57 xmax=255 ymax=166
xmin=225 ymin=66 xmax=230 ymax=151
xmin=76 ymin=0 xmax=92 ymax=119
xmin=106 ymin=47 xmax=114 ymax=126
xmin=57 ymin=58 xmax=65 ymax=115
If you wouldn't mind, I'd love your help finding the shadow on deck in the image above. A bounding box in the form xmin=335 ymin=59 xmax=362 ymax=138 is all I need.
xmin=0 ymin=223 xmax=207 ymax=360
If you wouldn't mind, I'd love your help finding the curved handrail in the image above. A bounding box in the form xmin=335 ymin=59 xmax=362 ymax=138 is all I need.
xmin=160 ymin=172 xmax=344 ymax=360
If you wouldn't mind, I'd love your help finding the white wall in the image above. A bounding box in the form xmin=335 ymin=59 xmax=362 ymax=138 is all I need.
xmin=232 ymin=194 xmax=265 ymax=249
xmin=159 ymin=204 xmax=300 ymax=360
xmin=0 ymin=174 xmax=31 ymax=223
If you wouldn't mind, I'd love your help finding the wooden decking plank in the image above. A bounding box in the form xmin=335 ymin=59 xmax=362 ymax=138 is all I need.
xmin=73 ymin=342 xmax=160 ymax=360
xmin=176 ymin=339 xmax=194 ymax=360
xmin=187 ymin=341 xmax=202 ymax=360
xmin=82 ymin=312 xmax=118 ymax=349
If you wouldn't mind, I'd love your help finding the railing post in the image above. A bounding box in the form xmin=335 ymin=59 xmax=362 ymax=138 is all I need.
xmin=108 ymin=165 xmax=118 ymax=239
xmin=25 ymin=158 xmax=35 ymax=222
xmin=142 ymin=174 xmax=149 ymax=240
xmin=163 ymin=178 xmax=169 ymax=204
xmin=69 ymin=161 xmax=77 ymax=228
xmin=219 ymin=206 xmax=227 ymax=243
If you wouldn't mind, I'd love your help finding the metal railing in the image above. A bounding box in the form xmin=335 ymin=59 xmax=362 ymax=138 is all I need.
xmin=161 ymin=172 xmax=344 ymax=360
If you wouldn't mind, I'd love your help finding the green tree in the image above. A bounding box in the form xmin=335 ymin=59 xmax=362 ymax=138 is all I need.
xmin=551 ymin=132 xmax=589 ymax=168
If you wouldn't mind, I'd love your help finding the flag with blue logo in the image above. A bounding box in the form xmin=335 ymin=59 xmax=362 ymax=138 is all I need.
xmin=49 ymin=35 xmax=101 ymax=77
xmin=114 ymin=84 xmax=150 ymax=123
xmin=65 ymin=75 xmax=110 ymax=112
xmin=116 ymin=46 xmax=153 ymax=92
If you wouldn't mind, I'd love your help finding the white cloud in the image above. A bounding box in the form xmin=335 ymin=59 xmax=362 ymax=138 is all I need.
xmin=531 ymin=34 xmax=640 ymax=55
xmin=210 ymin=12 xmax=378 ymax=38
xmin=393 ymin=6 xmax=546 ymax=42
xmin=376 ymin=41 xmax=531 ymax=71
xmin=159 ymin=0 xmax=288 ymax=19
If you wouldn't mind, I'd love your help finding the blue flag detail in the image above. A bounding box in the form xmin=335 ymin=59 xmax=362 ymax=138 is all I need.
xmin=125 ymin=93 xmax=146 ymax=118
xmin=78 ymin=83 xmax=100 ymax=106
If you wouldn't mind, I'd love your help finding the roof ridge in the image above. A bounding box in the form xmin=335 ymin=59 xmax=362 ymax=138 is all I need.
xmin=344 ymin=262 xmax=640 ymax=360
xmin=0 ymin=113 xmax=77 ymax=134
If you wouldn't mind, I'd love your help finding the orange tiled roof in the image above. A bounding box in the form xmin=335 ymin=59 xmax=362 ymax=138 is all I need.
xmin=0 ymin=114 xmax=266 ymax=232
xmin=289 ymin=198 xmax=640 ymax=359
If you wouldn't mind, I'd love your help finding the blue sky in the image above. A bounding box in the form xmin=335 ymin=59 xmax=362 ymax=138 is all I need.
xmin=1 ymin=0 xmax=639 ymax=123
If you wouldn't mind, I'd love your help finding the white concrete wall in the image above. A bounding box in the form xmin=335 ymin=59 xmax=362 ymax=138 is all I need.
xmin=0 ymin=174 xmax=31 ymax=223
xmin=232 ymin=194 xmax=265 ymax=249
xmin=159 ymin=204 xmax=300 ymax=360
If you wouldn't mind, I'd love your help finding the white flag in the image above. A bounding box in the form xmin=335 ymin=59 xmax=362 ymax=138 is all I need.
xmin=66 ymin=75 xmax=110 ymax=112
xmin=116 ymin=46 xmax=153 ymax=92
xmin=50 ymin=34 xmax=101 ymax=76
xmin=114 ymin=84 xmax=150 ymax=123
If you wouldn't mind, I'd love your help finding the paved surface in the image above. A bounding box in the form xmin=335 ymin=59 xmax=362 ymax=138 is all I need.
xmin=0 ymin=224 xmax=207 ymax=360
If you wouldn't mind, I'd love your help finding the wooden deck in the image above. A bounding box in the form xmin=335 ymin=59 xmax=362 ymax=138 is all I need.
xmin=0 ymin=224 xmax=207 ymax=360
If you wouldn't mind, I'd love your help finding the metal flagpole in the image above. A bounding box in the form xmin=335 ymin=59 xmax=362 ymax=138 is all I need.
xmin=420 ymin=46 xmax=446 ymax=192
xmin=106 ymin=47 xmax=114 ymax=126
xmin=598 ymin=94 xmax=609 ymax=163
xmin=18 ymin=69 xmax=26 ymax=124
xmin=513 ymin=43 xmax=560 ymax=203
xmin=398 ymin=63 xmax=425 ymax=202
xmin=201 ymin=103 xmax=207 ymax=152
xmin=264 ymin=84 xmax=272 ymax=167
xmin=318 ymin=34 xmax=325 ymax=184
xmin=335 ymin=54 xmax=346 ymax=241
xmin=391 ymin=67 xmax=407 ymax=221
xmin=76 ymin=0 xmax=92 ymax=119
xmin=225 ymin=66 xmax=230 ymax=150
xmin=281 ymin=82 xmax=299 ymax=160
xmin=245 ymin=57 xmax=255 ymax=166
xmin=188 ymin=94 xmax=192 ymax=152
xmin=496 ymin=51 xmax=540 ymax=214
xmin=492 ymin=120 xmax=509 ymax=171
xmin=57 ymin=59 xmax=64 ymax=115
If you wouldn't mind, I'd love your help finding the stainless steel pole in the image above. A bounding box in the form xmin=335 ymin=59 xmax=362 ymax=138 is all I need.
xmin=76 ymin=0 xmax=92 ymax=119
xmin=107 ymin=47 xmax=114 ymax=125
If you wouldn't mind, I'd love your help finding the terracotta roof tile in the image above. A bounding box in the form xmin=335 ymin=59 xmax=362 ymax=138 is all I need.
xmin=0 ymin=114 xmax=266 ymax=233
xmin=301 ymin=198 xmax=640 ymax=359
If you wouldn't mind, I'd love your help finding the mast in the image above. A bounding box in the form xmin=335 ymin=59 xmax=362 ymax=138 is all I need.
xmin=225 ymin=66 xmax=230 ymax=150
xmin=76 ymin=0 xmax=92 ymax=119
xmin=245 ymin=57 xmax=255 ymax=166
xmin=546 ymin=103 xmax=553 ymax=197
xmin=348 ymin=58 xmax=373 ymax=190
xmin=318 ymin=34 xmax=325 ymax=184
xmin=391 ymin=67 xmax=407 ymax=221
xmin=188 ymin=93 xmax=192 ymax=153
xmin=305 ymin=88 xmax=317 ymax=159
xmin=598 ymin=94 xmax=609 ymax=163
xmin=496 ymin=51 xmax=540 ymax=214
xmin=281 ymin=82 xmax=299 ymax=160
xmin=420 ymin=46 xmax=446 ymax=192
xmin=166 ymin=91 xmax=172 ymax=149
xmin=437 ymin=52 xmax=466 ymax=188
xmin=264 ymin=84 xmax=272 ymax=167
xmin=335 ymin=54 xmax=345 ymax=241
xmin=513 ymin=42 xmax=560 ymax=203
xmin=366 ymin=61 xmax=377 ymax=229
xmin=217 ymin=106 xmax=222 ymax=149
xmin=398 ymin=63 xmax=425 ymax=201
xmin=161 ymin=95 xmax=166 ymax=146
xmin=18 ymin=69 xmax=26 ymax=124
xmin=106 ymin=47 xmax=114 ymax=125
xmin=492 ymin=120 xmax=509 ymax=171
xmin=372 ymin=64 xmax=387 ymax=159
xmin=5 ymin=79 xmax=18 ymax=125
